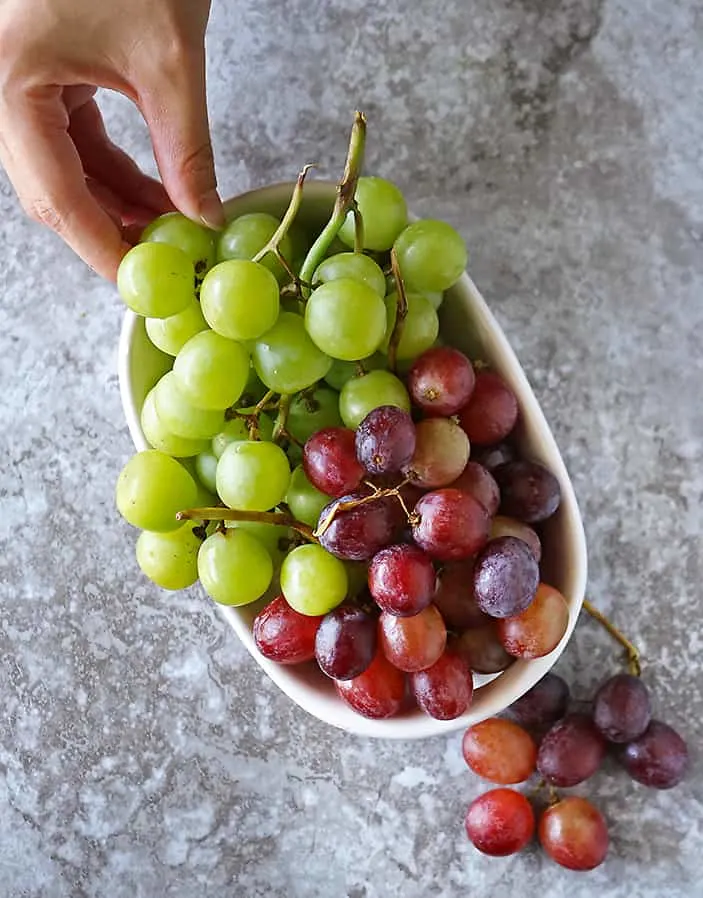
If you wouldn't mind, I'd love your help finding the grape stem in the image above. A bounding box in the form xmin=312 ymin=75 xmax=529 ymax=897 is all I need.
xmin=313 ymin=476 xmax=414 ymax=538
xmin=298 ymin=111 xmax=367 ymax=295
xmin=583 ymin=599 xmax=642 ymax=677
xmin=272 ymin=394 xmax=301 ymax=446
xmin=177 ymin=507 xmax=317 ymax=543
xmin=352 ymin=200 xmax=365 ymax=253
xmin=387 ymin=246 xmax=408 ymax=373
xmin=252 ymin=163 xmax=315 ymax=270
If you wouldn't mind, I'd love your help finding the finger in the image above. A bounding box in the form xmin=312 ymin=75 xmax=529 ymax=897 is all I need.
xmin=63 ymin=84 xmax=98 ymax=114
xmin=86 ymin=177 xmax=157 ymax=231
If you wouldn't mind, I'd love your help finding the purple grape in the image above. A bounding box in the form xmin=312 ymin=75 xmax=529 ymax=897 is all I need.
xmin=471 ymin=442 xmax=516 ymax=472
xmin=315 ymin=605 xmax=377 ymax=680
xmin=508 ymin=673 xmax=570 ymax=728
xmin=316 ymin=493 xmax=398 ymax=561
xmin=493 ymin=460 xmax=561 ymax=523
xmin=472 ymin=536 xmax=539 ymax=619
xmin=536 ymin=713 xmax=606 ymax=787
xmin=593 ymin=674 xmax=651 ymax=743
xmin=617 ymin=720 xmax=689 ymax=789
xmin=355 ymin=406 xmax=416 ymax=476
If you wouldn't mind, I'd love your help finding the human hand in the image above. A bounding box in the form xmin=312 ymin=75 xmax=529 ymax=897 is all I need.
xmin=0 ymin=0 xmax=222 ymax=280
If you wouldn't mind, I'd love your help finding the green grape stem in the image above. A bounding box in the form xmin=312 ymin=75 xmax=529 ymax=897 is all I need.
xmin=177 ymin=507 xmax=317 ymax=543
xmin=252 ymin=163 xmax=315 ymax=267
xmin=272 ymin=394 xmax=301 ymax=446
xmin=352 ymin=201 xmax=365 ymax=253
xmin=583 ymin=599 xmax=642 ymax=677
xmin=387 ymin=246 xmax=408 ymax=373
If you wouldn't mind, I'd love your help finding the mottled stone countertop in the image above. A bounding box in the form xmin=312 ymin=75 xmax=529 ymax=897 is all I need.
xmin=1 ymin=1 xmax=701 ymax=896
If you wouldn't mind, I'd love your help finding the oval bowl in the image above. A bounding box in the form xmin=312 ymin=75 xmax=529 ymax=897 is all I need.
xmin=118 ymin=180 xmax=587 ymax=740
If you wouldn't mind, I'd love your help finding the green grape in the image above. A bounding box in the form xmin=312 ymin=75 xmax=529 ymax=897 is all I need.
xmin=115 ymin=450 xmax=197 ymax=532
xmin=253 ymin=312 xmax=332 ymax=393
xmin=136 ymin=523 xmax=202 ymax=590
xmin=323 ymin=236 xmax=350 ymax=259
xmin=238 ymin=363 xmax=270 ymax=407
xmin=393 ymin=220 xmax=468 ymax=292
xmin=305 ymin=279 xmax=387 ymax=361
xmin=198 ymin=530 xmax=273 ymax=606
xmin=224 ymin=519 xmax=291 ymax=567
xmin=287 ymin=221 xmax=310 ymax=266
xmin=195 ymin=451 xmax=218 ymax=494
xmin=211 ymin=413 xmax=274 ymax=459
xmin=339 ymin=176 xmax=408 ymax=251
xmin=145 ymin=298 xmax=208 ymax=357
xmin=141 ymin=388 xmax=209 ymax=458
xmin=287 ymin=441 xmax=304 ymax=469
xmin=313 ymin=252 xmax=386 ymax=298
xmin=141 ymin=212 xmax=216 ymax=277
xmin=323 ymin=353 xmax=387 ymax=392
xmin=381 ymin=292 xmax=439 ymax=360
xmin=385 ymin=273 xmax=444 ymax=311
xmin=286 ymin=465 xmax=330 ymax=528
xmin=216 ymin=440 xmax=291 ymax=511
xmin=280 ymin=545 xmax=348 ymax=616
xmin=344 ymin=561 xmax=369 ymax=599
xmin=153 ymin=372 xmax=225 ymax=440
xmin=173 ymin=330 xmax=250 ymax=411
xmin=339 ymin=369 xmax=411 ymax=429
xmin=287 ymin=387 xmax=342 ymax=444
xmin=200 ymin=259 xmax=280 ymax=341
xmin=117 ymin=243 xmax=195 ymax=318
xmin=217 ymin=212 xmax=293 ymax=284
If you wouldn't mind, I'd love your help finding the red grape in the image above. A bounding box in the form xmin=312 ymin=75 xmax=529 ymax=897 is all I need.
xmin=253 ymin=595 xmax=323 ymax=664
xmin=617 ymin=720 xmax=689 ymax=789
xmin=508 ymin=673 xmax=570 ymax=728
xmin=537 ymin=713 xmax=606 ymax=787
xmin=593 ymin=673 xmax=652 ymax=743
xmin=407 ymin=346 xmax=476 ymax=416
xmin=433 ymin=560 xmax=489 ymax=630
xmin=462 ymin=718 xmax=537 ymax=784
xmin=472 ymin=536 xmax=539 ymax=619
xmin=410 ymin=650 xmax=473 ymax=719
xmin=458 ymin=371 xmax=518 ymax=446
xmin=314 ymin=605 xmax=377 ymax=680
xmin=539 ymin=797 xmax=609 ymax=871
xmin=316 ymin=493 xmax=398 ymax=561
xmin=490 ymin=515 xmax=541 ymax=562
xmin=498 ymin=583 xmax=569 ymax=659
xmin=472 ymin=441 xmax=516 ymax=472
xmin=404 ymin=418 xmax=470 ymax=488
xmin=355 ymin=406 xmax=416 ymax=476
xmin=493 ymin=460 xmax=561 ymax=523
xmin=464 ymin=789 xmax=535 ymax=857
xmin=379 ymin=605 xmax=447 ymax=672
xmin=411 ymin=489 xmax=490 ymax=562
xmin=450 ymin=625 xmax=513 ymax=674
xmin=303 ymin=427 xmax=364 ymax=498
xmin=368 ymin=543 xmax=436 ymax=617
xmin=335 ymin=649 xmax=406 ymax=719
xmin=448 ymin=461 xmax=500 ymax=516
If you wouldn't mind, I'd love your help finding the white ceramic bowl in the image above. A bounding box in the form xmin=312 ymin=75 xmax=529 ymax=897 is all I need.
xmin=118 ymin=180 xmax=587 ymax=740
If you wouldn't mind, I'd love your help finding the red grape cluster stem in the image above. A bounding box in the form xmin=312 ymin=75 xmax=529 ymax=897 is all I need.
xmin=176 ymin=507 xmax=318 ymax=543
xmin=583 ymin=599 xmax=642 ymax=677
xmin=313 ymin=477 xmax=415 ymax=539
xmin=387 ymin=246 xmax=408 ymax=374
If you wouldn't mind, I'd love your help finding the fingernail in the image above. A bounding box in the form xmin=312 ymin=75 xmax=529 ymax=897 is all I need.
xmin=199 ymin=190 xmax=226 ymax=231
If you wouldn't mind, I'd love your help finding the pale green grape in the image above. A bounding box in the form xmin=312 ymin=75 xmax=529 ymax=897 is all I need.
xmin=200 ymin=259 xmax=280 ymax=341
xmin=323 ymin=353 xmax=387 ymax=392
xmin=286 ymin=465 xmax=330 ymax=528
xmin=145 ymin=298 xmax=208 ymax=357
xmin=115 ymin=450 xmax=197 ymax=532
xmin=216 ymin=440 xmax=291 ymax=511
xmin=141 ymin=388 xmax=209 ymax=458
xmin=381 ymin=292 xmax=439 ymax=360
xmin=339 ymin=176 xmax=408 ymax=251
xmin=211 ymin=413 xmax=274 ymax=459
xmin=253 ymin=312 xmax=332 ymax=393
xmin=117 ymin=243 xmax=195 ymax=318
xmin=287 ymin=387 xmax=342 ymax=445
xmin=142 ymin=212 xmax=216 ymax=277
xmin=305 ymin=279 xmax=386 ymax=361
xmin=280 ymin=545 xmax=348 ymax=616
xmin=153 ymin=372 xmax=225 ymax=440
xmin=217 ymin=212 xmax=293 ymax=284
xmin=173 ymin=330 xmax=250 ymax=410
xmin=393 ymin=220 xmax=468 ymax=292
xmin=339 ymin=369 xmax=411 ymax=429
xmin=195 ymin=451 xmax=218 ymax=494
xmin=313 ymin=252 xmax=386 ymax=298
xmin=198 ymin=530 xmax=273 ymax=606
xmin=224 ymin=519 xmax=291 ymax=567
xmin=136 ymin=524 xmax=202 ymax=590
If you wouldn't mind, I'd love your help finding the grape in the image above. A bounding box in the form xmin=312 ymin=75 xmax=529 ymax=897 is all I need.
xmin=140 ymin=388 xmax=209 ymax=458
xmin=368 ymin=544 xmax=436 ymax=617
xmin=490 ymin=515 xmax=542 ymax=563
xmin=286 ymin=465 xmax=331 ymax=528
xmin=338 ymin=176 xmax=408 ymax=251
xmin=335 ymin=649 xmax=406 ymax=719
xmin=433 ymin=561 xmax=488 ymax=630
xmin=115 ymin=450 xmax=197 ymax=532
xmin=450 ymin=625 xmax=513 ymax=674
xmin=472 ymin=442 xmax=517 ymax=472
xmin=324 ymin=353 xmax=387 ymax=392
xmin=508 ymin=673 xmax=570 ymax=728
xmin=280 ymin=544 xmax=348 ymax=616
xmin=464 ymin=789 xmax=535 ymax=857
xmin=145 ymin=298 xmax=208 ymax=357
xmin=462 ymin=718 xmax=537 ymax=784
xmin=286 ymin=387 xmax=342 ymax=445
xmin=617 ymin=720 xmax=689 ymax=789
xmin=410 ymin=650 xmax=473 ymax=719
xmin=379 ymin=605 xmax=446 ymax=672
xmin=216 ymin=440 xmax=291 ymax=511
xmin=200 ymin=259 xmax=280 ymax=341
xmin=407 ymin=346 xmax=475 ymax=416
xmin=198 ymin=529 xmax=273 ymax=606
xmin=173 ymin=330 xmax=250 ymax=410
xmin=303 ymin=427 xmax=364 ymax=498
xmin=253 ymin=312 xmax=332 ymax=394
xmin=238 ymin=363 xmax=270 ymax=407
xmin=493 ymin=460 xmax=561 ymax=523
xmin=142 ymin=212 xmax=216 ymax=276
xmin=537 ymin=713 xmax=606 ymax=786
xmin=404 ymin=419 xmax=470 ymax=488
xmin=253 ymin=595 xmax=323 ymax=665
xmin=316 ymin=493 xmax=399 ymax=561
xmin=225 ymin=519 xmax=291 ymax=567
xmin=498 ymin=583 xmax=569 ymax=659
xmin=355 ymin=406 xmax=416 ymax=476
xmin=211 ymin=413 xmax=274 ymax=458
xmin=411 ymin=489 xmax=490 ymax=562
xmin=135 ymin=523 xmax=202 ymax=590
xmin=117 ymin=243 xmax=195 ymax=318
xmin=593 ymin=673 xmax=652 ymax=743
xmin=315 ymin=605 xmax=377 ymax=680
xmin=539 ymin=797 xmax=609 ymax=871
xmin=380 ymin=293 xmax=439 ymax=361
xmin=217 ymin=212 xmax=293 ymax=283
xmin=313 ymin=252 xmax=386 ymax=297
xmin=153 ymin=372 xmax=225 ymax=440
xmin=458 ymin=371 xmax=518 ymax=446
xmin=195 ymin=450 xmax=218 ymax=494
xmin=339 ymin=369 xmax=410 ymax=429
xmin=472 ymin=536 xmax=539 ymax=619
xmin=394 ymin=220 xmax=468 ymax=293
xmin=449 ymin=462 xmax=500 ymax=516
xmin=305 ymin=279 xmax=387 ymax=361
